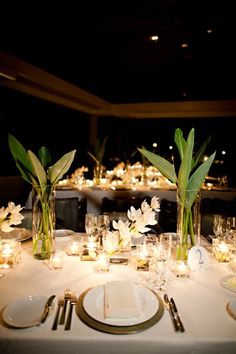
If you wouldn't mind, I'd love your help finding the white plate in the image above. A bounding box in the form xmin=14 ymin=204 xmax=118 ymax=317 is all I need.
xmin=54 ymin=229 xmax=75 ymax=237
xmin=0 ymin=228 xmax=32 ymax=242
xmin=2 ymin=295 xmax=55 ymax=328
xmin=220 ymin=274 xmax=236 ymax=293
xmin=83 ymin=283 xmax=159 ymax=326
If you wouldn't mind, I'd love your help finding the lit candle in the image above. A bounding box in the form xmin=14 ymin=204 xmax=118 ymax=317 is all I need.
xmin=69 ymin=241 xmax=80 ymax=255
xmin=175 ymin=260 xmax=190 ymax=278
xmin=96 ymin=253 xmax=110 ymax=272
xmin=0 ymin=241 xmax=21 ymax=269
xmin=49 ymin=255 xmax=63 ymax=269
xmin=87 ymin=237 xmax=96 ymax=250
xmin=215 ymin=241 xmax=230 ymax=262
xmin=136 ymin=244 xmax=149 ymax=271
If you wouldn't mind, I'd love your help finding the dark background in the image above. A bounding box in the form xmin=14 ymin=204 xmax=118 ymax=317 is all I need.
xmin=0 ymin=85 xmax=235 ymax=186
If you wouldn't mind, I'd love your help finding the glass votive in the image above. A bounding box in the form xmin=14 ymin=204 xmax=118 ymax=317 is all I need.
xmin=103 ymin=230 xmax=119 ymax=256
xmin=213 ymin=239 xmax=231 ymax=262
xmin=95 ymin=252 xmax=110 ymax=272
xmin=48 ymin=253 xmax=63 ymax=270
xmin=174 ymin=260 xmax=190 ymax=278
xmin=0 ymin=240 xmax=21 ymax=269
xmin=80 ymin=236 xmax=100 ymax=261
xmin=136 ymin=244 xmax=151 ymax=271
xmin=68 ymin=241 xmax=80 ymax=256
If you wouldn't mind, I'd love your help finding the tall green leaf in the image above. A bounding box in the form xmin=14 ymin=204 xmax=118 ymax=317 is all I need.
xmin=28 ymin=150 xmax=47 ymax=190
xmin=185 ymin=152 xmax=216 ymax=209
xmin=8 ymin=134 xmax=34 ymax=178
xmin=174 ymin=128 xmax=186 ymax=161
xmin=38 ymin=146 xmax=51 ymax=169
xmin=138 ymin=148 xmax=177 ymax=183
xmin=192 ymin=135 xmax=211 ymax=171
xmin=48 ymin=150 xmax=76 ymax=185
xmin=177 ymin=129 xmax=194 ymax=203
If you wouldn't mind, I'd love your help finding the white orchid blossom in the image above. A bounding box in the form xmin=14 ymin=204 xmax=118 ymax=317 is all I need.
xmin=0 ymin=202 xmax=24 ymax=232
xmin=112 ymin=196 xmax=160 ymax=247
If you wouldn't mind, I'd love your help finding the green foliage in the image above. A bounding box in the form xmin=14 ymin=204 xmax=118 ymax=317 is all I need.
xmin=138 ymin=128 xmax=216 ymax=210
xmin=87 ymin=136 xmax=108 ymax=165
xmin=8 ymin=133 xmax=76 ymax=191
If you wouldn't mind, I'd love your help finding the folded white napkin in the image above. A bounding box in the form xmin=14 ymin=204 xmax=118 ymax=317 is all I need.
xmin=104 ymin=281 xmax=140 ymax=319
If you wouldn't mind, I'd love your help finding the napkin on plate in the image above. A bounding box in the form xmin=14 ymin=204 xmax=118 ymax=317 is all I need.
xmin=104 ymin=280 xmax=140 ymax=318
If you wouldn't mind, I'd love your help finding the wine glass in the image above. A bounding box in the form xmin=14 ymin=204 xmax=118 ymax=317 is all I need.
xmin=85 ymin=214 xmax=97 ymax=237
xmin=213 ymin=214 xmax=226 ymax=238
xmin=149 ymin=234 xmax=172 ymax=292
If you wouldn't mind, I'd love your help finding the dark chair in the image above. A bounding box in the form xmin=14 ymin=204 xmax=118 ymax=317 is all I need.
xmin=158 ymin=199 xmax=177 ymax=233
xmin=55 ymin=197 xmax=87 ymax=232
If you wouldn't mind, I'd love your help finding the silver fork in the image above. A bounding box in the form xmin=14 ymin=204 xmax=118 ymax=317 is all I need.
xmin=59 ymin=289 xmax=72 ymax=325
xmin=64 ymin=294 xmax=77 ymax=331
xmin=52 ymin=297 xmax=64 ymax=330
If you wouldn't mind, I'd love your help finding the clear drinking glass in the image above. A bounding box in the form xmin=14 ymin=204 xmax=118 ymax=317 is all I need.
xmin=85 ymin=214 xmax=97 ymax=237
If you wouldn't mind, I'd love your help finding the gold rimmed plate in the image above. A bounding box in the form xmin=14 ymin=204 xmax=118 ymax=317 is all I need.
xmin=76 ymin=284 xmax=164 ymax=334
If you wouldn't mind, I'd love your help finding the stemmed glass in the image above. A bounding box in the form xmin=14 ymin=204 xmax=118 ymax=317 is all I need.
xmin=149 ymin=233 xmax=172 ymax=292
xmin=85 ymin=214 xmax=97 ymax=237
xmin=97 ymin=214 xmax=110 ymax=246
xmin=213 ymin=214 xmax=225 ymax=238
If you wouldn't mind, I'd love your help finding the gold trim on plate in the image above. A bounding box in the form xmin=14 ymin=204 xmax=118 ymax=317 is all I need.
xmin=76 ymin=285 xmax=164 ymax=334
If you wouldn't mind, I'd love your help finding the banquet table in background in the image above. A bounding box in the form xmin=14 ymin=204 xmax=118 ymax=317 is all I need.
xmin=0 ymin=235 xmax=236 ymax=354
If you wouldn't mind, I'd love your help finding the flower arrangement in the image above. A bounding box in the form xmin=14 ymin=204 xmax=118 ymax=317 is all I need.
xmin=8 ymin=133 xmax=76 ymax=259
xmin=138 ymin=128 xmax=216 ymax=254
xmin=112 ymin=196 xmax=160 ymax=248
xmin=0 ymin=202 xmax=24 ymax=233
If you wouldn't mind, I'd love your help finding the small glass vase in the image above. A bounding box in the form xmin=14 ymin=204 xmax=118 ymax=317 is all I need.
xmin=32 ymin=185 xmax=56 ymax=260
xmin=93 ymin=163 xmax=103 ymax=186
xmin=176 ymin=189 xmax=201 ymax=261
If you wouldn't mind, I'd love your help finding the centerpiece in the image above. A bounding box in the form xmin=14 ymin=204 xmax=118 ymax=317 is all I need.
xmin=8 ymin=134 xmax=76 ymax=260
xmin=138 ymin=128 xmax=215 ymax=260
xmin=112 ymin=196 xmax=160 ymax=252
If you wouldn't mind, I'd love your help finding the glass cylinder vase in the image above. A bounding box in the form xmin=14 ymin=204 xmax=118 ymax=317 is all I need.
xmin=176 ymin=189 xmax=201 ymax=260
xmin=32 ymin=185 xmax=56 ymax=260
xmin=93 ymin=163 xmax=103 ymax=186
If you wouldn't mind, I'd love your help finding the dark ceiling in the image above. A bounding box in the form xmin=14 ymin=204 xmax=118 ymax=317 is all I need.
xmin=1 ymin=1 xmax=236 ymax=104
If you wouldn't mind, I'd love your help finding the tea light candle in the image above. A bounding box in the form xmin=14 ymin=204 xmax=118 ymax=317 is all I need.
xmin=96 ymin=253 xmax=110 ymax=272
xmin=69 ymin=241 xmax=80 ymax=255
xmin=136 ymin=244 xmax=149 ymax=271
xmin=175 ymin=260 xmax=190 ymax=278
xmin=49 ymin=254 xmax=63 ymax=269
xmin=0 ymin=241 xmax=21 ymax=269
xmin=215 ymin=241 xmax=230 ymax=262
xmin=87 ymin=237 xmax=97 ymax=250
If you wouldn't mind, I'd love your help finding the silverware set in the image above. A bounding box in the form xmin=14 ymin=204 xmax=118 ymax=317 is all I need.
xmin=164 ymin=294 xmax=185 ymax=332
xmin=52 ymin=289 xmax=77 ymax=330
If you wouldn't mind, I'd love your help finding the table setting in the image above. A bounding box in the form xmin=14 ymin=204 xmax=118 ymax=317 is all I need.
xmin=1 ymin=130 xmax=236 ymax=354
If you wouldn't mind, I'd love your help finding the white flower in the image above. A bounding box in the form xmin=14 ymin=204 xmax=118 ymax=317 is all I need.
xmin=0 ymin=202 xmax=24 ymax=232
xmin=112 ymin=196 xmax=160 ymax=246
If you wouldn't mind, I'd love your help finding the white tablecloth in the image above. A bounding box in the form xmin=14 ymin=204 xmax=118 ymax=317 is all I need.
xmin=0 ymin=235 xmax=236 ymax=354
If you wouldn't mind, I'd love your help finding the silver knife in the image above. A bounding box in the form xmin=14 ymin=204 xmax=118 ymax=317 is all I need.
xmin=164 ymin=294 xmax=179 ymax=332
xmin=40 ymin=295 xmax=56 ymax=324
xmin=170 ymin=297 xmax=185 ymax=332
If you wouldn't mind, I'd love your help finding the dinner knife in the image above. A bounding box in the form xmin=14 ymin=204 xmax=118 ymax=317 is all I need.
xmin=170 ymin=297 xmax=185 ymax=332
xmin=40 ymin=295 xmax=56 ymax=324
xmin=163 ymin=294 xmax=179 ymax=332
